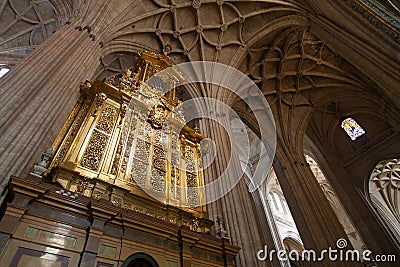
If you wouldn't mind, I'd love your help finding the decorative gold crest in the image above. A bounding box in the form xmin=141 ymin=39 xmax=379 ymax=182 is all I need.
xmin=148 ymin=104 xmax=167 ymax=128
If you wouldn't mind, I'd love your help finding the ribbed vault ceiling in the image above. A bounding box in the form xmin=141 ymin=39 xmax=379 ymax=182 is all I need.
xmin=100 ymin=0 xmax=308 ymax=64
xmin=0 ymin=0 xmax=60 ymax=65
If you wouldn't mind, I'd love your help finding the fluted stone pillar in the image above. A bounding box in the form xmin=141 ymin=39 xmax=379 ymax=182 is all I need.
xmin=0 ymin=22 xmax=101 ymax=198
xmin=199 ymin=117 xmax=274 ymax=267
xmin=273 ymin=143 xmax=359 ymax=266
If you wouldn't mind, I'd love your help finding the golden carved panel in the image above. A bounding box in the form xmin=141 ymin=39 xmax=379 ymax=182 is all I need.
xmin=52 ymin=100 xmax=90 ymax=166
xmin=80 ymin=130 xmax=109 ymax=171
xmin=153 ymin=146 xmax=166 ymax=171
xmin=48 ymin=51 xmax=208 ymax=217
xmin=186 ymin=172 xmax=197 ymax=188
xmin=131 ymin=159 xmax=148 ymax=186
xmin=97 ymin=104 xmax=118 ymax=134
xmin=134 ymin=138 xmax=151 ymax=160
xmin=151 ymin=167 xmax=166 ymax=195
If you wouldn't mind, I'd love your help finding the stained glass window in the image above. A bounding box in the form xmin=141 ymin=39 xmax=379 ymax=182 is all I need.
xmin=341 ymin=118 xmax=365 ymax=140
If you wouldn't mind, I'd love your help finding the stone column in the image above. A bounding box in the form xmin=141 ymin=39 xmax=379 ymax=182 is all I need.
xmin=199 ymin=117 xmax=274 ymax=267
xmin=273 ymin=143 xmax=358 ymax=266
xmin=0 ymin=22 xmax=101 ymax=198
xmin=305 ymin=132 xmax=400 ymax=262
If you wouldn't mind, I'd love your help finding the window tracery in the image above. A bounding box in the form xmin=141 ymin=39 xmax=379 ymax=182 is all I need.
xmin=369 ymin=158 xmax=400 ymax=241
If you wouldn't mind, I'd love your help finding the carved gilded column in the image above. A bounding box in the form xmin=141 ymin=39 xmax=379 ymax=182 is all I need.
xmin=0 ymin=22 xmax=102 ymax=198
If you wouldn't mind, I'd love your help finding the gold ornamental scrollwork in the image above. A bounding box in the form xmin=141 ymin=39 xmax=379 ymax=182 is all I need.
xmin=148 ymin=104 xmax=167 ymax=129
xmin=76 ymin=178 xmax=90 ymax=194
xmin=80 ymin=131 xmax=109 ymax=171
xmin=119 ymin=103 xmax=127 ymax=125
xmin=111 ymin=137 xmax=124 ymax=175
xmin=47 ymin=50 xmax=209 ymax=226
xmin=92 ymin=93 xmax=107 ymax=116
xmin=119 ymin=68 xmax=142 ymax=93
xmin=97 ymin=104 xmax=118 ymax=134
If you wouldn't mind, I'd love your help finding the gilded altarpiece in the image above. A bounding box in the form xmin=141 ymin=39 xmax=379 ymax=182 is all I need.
xmin=46 ymin=51 xmax=210 ymax=232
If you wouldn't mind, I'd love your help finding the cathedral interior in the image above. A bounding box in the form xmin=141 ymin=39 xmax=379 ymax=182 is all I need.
xmin=0 ymin=1 xmax=399 ymax=267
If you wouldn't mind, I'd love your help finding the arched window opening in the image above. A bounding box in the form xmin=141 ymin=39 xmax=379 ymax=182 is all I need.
xmin=266 ymin=171 xmax=304 ymax=248
xmin=283 ymin=237 xmax=310 ymax=267
xmin=341 ymin=117 xmax=366 ymax=140
xmin=274 ymin=192 xmax=284 ymax=213
xmin=268 ymin=193 xmax=279 ymax=211
xmin=268 ymin=191 xmax=289 ymax=216
xmin=122 ymin=252 xmax=159 ymax=267
xmin=305 ymin=154 xmax=366 ymax=253
xmin=369 ymin=158 xmax=400 ymax=241
xmin=283 ymin=237 xmax=304 ymax=252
